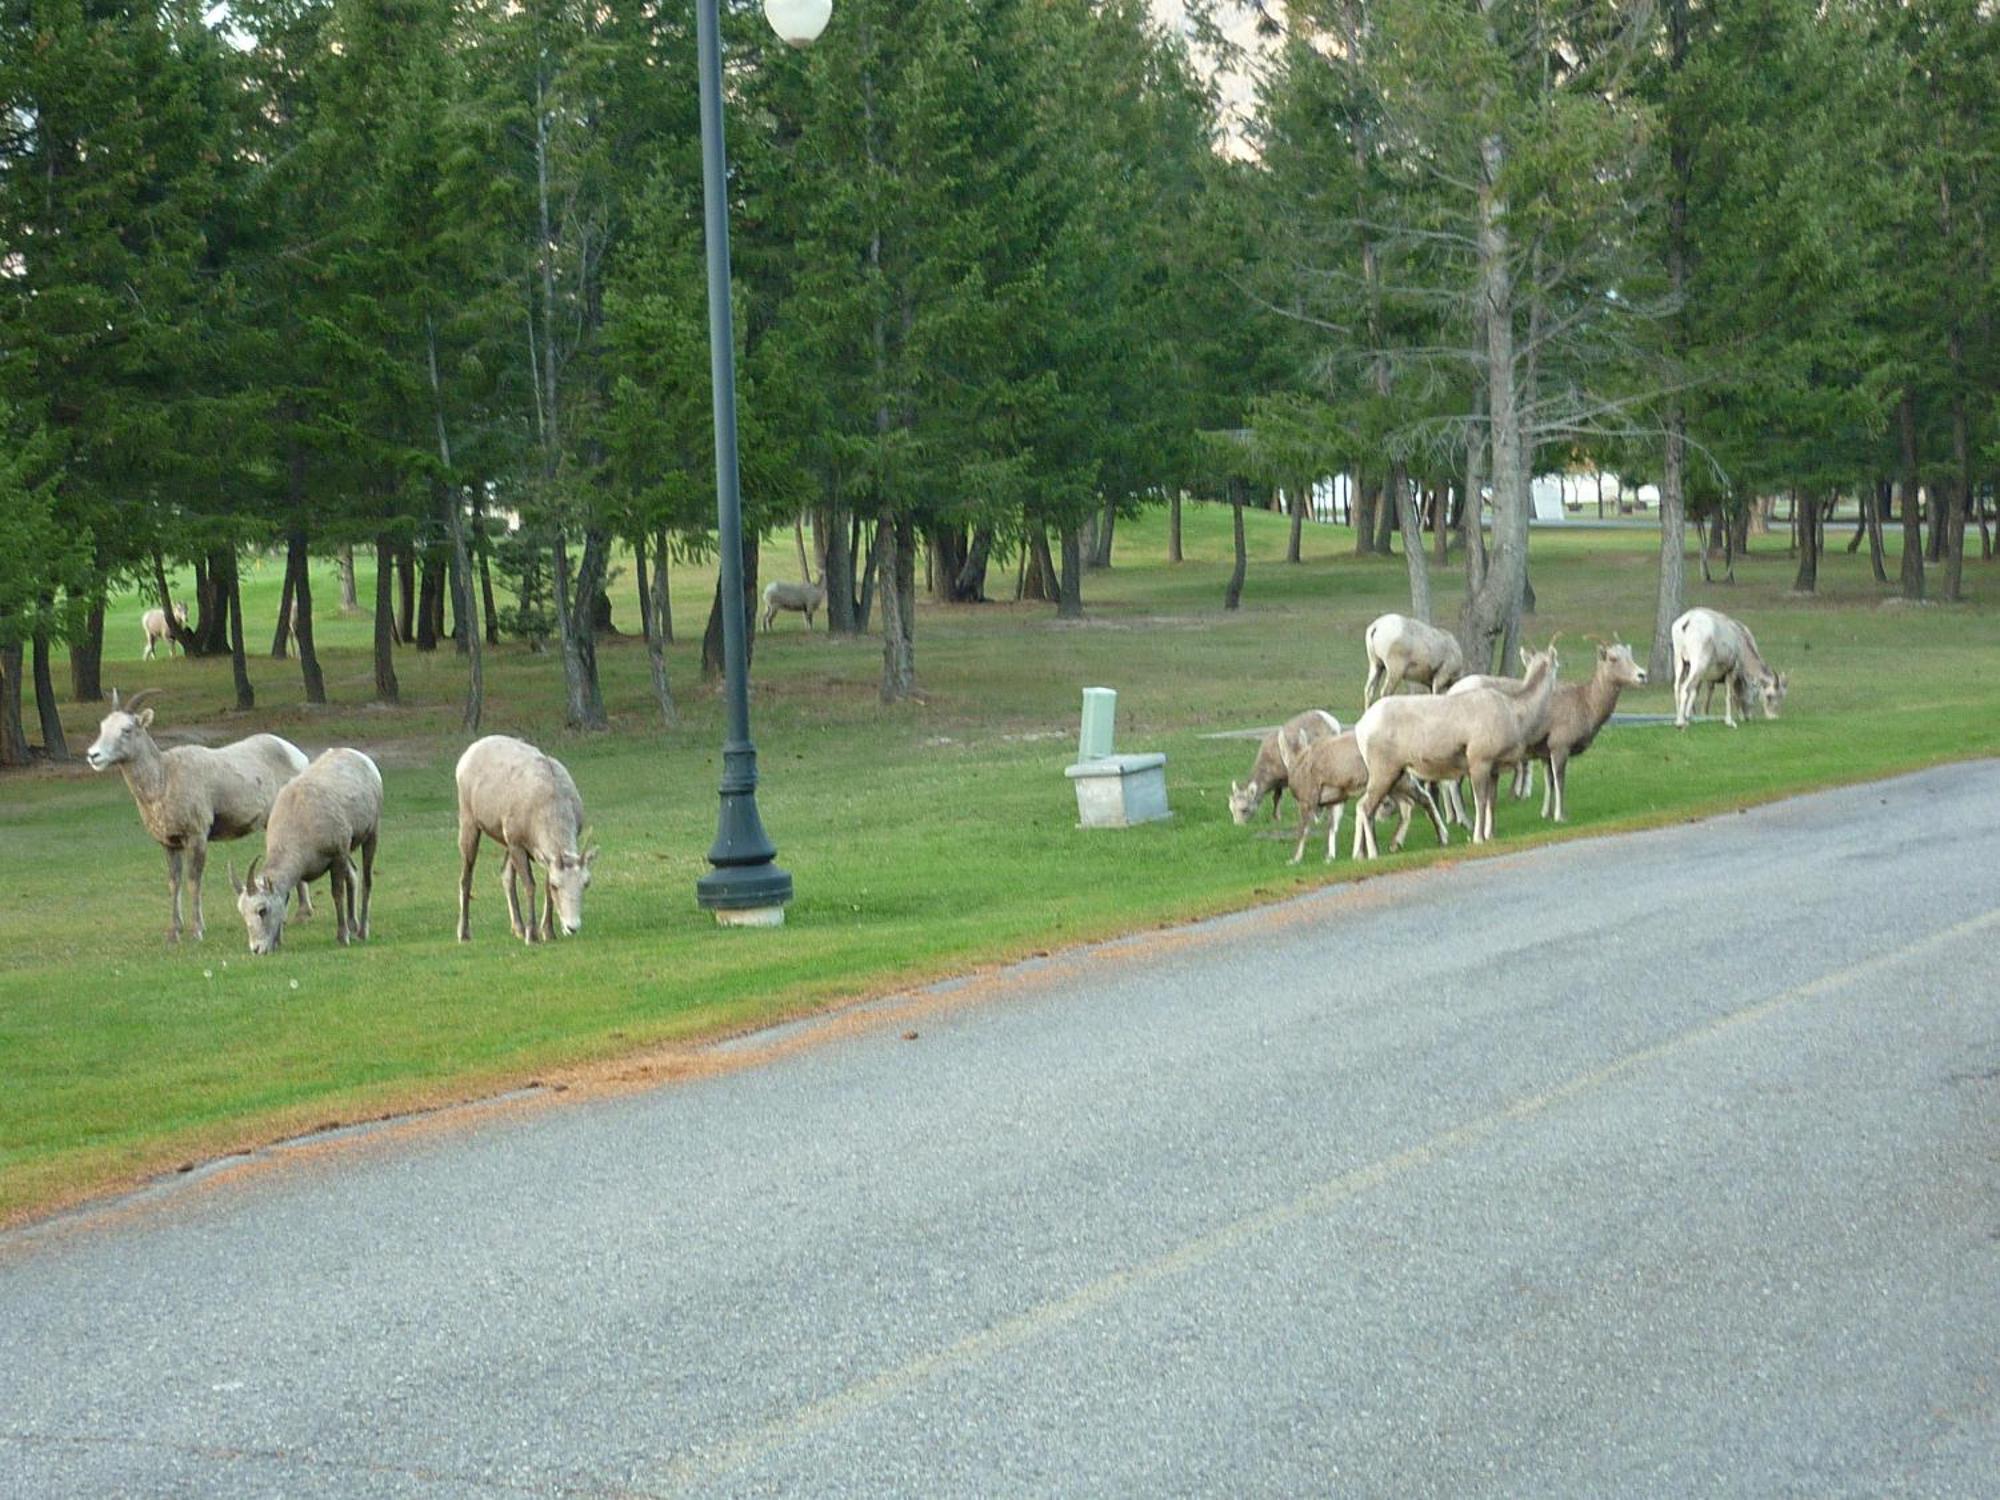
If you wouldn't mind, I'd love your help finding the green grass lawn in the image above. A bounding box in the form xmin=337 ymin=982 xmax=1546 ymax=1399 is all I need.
xmin=3 ymin=506 xmax=1997 ymax=1225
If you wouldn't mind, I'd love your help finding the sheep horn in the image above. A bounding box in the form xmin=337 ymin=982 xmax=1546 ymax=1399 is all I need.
xmin=228 ymin=860 xmax=243 ymax=896
xmin=109 ymin=687 xmax=121 ymax=710
xmin=246 ymin=854 xmax=262 ymax=888
xmin=122 ymin=688 xmax=162 ymax=714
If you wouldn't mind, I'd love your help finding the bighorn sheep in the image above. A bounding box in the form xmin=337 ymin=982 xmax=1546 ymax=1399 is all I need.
xmin=760 ymin=579 xmax=827 ymax=632
xmin=455 ymin=734 xmax=597 ymax=944
xmin=141 ymin=604 xmax=189 ymax=660
xmin=1352 ymin=643 xmax=1560 ymax=855
xmin=1671 ymin=607 xmax=1787 ymax=728
xmin=1361 ymin=613 xmax=1465 ymax=707
xmin=1229 ymin=710 xmax=1341 ymax=824
xmin=1521 ymin=640 xmax=1647 ymax=821
xmin=1281 ymin=728 xmax=1447 ymax=863
xmin=85 ymin=690 xmax=315 ymax=941
xmin=232 ymin=749 xmax=382 ymax=953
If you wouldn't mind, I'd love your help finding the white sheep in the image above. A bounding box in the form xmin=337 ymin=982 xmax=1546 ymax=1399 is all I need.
xmin=454 ymin=734 xmax=597 ymax=944
xmin=1228 ymin=709 xmax=1342 ymax=825
xmin=84 ymin=689 xmax=315 ymax=941
xmin=1281 ymin=728 xmax=1448 ymax=863
xmin=1352 ymin=643 xmax=1560 ymax=855
xmin=1671 ymin=607 xmax=1788 ymax=728
xmin=141 ymin=603 xmax=189 ymax=660
xmin=760 ymin=579 xmax=827 ymax=632
xmin=232 ymin=749 xmax=383 ymax=953
xmin=1361 ymin=613 xmax=1465 ymax=708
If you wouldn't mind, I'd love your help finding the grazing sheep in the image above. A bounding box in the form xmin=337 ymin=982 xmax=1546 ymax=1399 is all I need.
xmin=1229 ymin=709 xmax=1342 ymax=825
xmin=1439 ymin=644 xmax=1555 ymax=820
xmin=232 ymin=749 xmax=383 ymax=953
xmin=1352 ymin=643 xmax=1560 ymax=855
xmin=760 ymin=579 xmax=827 ymax=632
xmin=1524 ymin=641 xmax=1647 ymax=821
xmin=454 ymin=734 xmax=597 ymax=944
xmin=1282 ymin=728 xmax=1448 ymax=863
xmin=1362 ymin=613 xmax=1465 ymax=708
xmin=84 ymin=689 xmax=315 ymax=942
xmin=141 ymin=603 xmax=189 ymax=660
xmin=1671 ymin=607 xmax=1787 ymax=728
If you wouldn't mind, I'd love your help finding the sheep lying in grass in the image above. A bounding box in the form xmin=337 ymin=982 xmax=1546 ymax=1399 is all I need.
xmin=1282 ymin=729 xmax=1447 ymax=863
xmin=455 ymin=734 xmax=597 ymax=944
xmin=232 ymin=749 xmax=382 ymax=953
xmin=1353 ymin=642 xmax=1560 ymax=854
xmin=1671 ymin=607 xmax=1787 ymax=728
xmin=1228 ymin=709 xmax=1341 ymax=825
xmin=141 ymin=604 xmax=189 ymax=660
xmin=761 ymin=579 xmax=827 ymax=632
xmin=85 ymin=689 xmax=314 ymax=942
xmin=1361 ymin=613 xmax=1465 ymax=707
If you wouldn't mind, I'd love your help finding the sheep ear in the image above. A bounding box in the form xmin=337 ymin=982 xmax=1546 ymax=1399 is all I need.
xmin=137 ymin=708 xmax=154 ymax=728
xmin=1230 ymin=780 xmax=1241 ymax=796
xmin=582 ymin=845 xmax=599 ymax=867
xmin=110 ymin=688 xmax=122 ymax=711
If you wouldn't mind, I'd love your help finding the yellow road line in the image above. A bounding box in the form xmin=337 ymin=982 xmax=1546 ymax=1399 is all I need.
xmin=651 ymin=903 xmax=2000 ymax=1494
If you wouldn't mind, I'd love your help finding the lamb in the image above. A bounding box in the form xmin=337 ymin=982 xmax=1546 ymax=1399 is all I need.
xmin=1520 ymin=641 xmax=1647 ymax=821
xmin=141 ymin=603 xmax=189 ymax=660
xmin=454 ymin=734 xmax=597 ymax=944
xmin=1281 ymin=728 xmax=1448 ymax=863
xmin=232 ymin=749 xmax=383 ymax=954
xmin=84 ymin=689 xmax=315 ymax=941
xmin=1670 ymin=607 xmax=1787 ymax=728
xmin=1361 ymin=613 xmax=1465 ymax=707
xmin=1228 ymin=709 xmax=1342 ymax=825
xmin=1352 ymin=642 xmax=1560 ymax=856
xmin=760 ymin=579 xmax=827 ymax=632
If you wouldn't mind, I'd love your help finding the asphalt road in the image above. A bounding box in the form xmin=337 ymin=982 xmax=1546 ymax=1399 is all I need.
xmin=5 ymin=763 xmax=1999 ymax=1498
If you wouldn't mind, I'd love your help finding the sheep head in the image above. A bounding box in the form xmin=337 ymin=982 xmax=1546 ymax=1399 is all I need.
xmin=1227 ymin=779 xmax=1263 ymax=826
xmin=1598 ymin=641 xmax=1646 ymax=687
xmin=234 ymin=856 xmax=286 ymax=955
xmin=85 ymin=689 xmax=162 ymax=771
xmin=546 ymin=842 xmax=597 ymax=936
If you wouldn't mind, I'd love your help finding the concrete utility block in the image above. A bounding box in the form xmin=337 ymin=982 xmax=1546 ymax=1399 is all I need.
xmin=1066 ymin=752 xmax=1170 ymax=828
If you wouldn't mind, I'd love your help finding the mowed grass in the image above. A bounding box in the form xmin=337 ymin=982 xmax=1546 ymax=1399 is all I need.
xmin=2 ymin=506 xmax=1997 ymax=1225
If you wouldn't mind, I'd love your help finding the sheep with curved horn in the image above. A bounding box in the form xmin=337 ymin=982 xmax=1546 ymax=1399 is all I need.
xmin=85 ymin=690 xmax=315 ymax=942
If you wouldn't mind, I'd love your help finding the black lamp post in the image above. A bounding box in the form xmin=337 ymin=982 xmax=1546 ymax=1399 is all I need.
xmin=691 ymin=0 xmax=828 ymax=925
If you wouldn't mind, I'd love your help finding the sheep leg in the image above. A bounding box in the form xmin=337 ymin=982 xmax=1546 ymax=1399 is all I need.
xmin=1325 ymin=800 xmax=1345 ymax=862
xmin=295 ymin=878 xmax=314 ymax=921
xmin=1551 ymin=750 xmax=1570 ymax=822
xmin=1467 ymin=761 xmax=1494 ymax=843
xmin=1673 ymin=657 xmax=1691 ymax=728
xmin=186 ymin=840 xmax=208 ymax=942
xmin=457 ymin=826 xmax=480 ymax=943
xmin=539 ymin=878 xmax=556 ymax=942
xmin=1289 ymin=802 xmax=1318 ymax=865
xmin=500 ymin=847 xmax=525 ymax=940
xmin=1408 ymin=776 xmax=1449 ymax=846
xmin=356 ymin=834 xmax=375 ymax=941
xmin=1268 ymin=784 xmax=1283 ymax=823
xmin=1362 ymin=654 xmax=1383 ymax=709
xmin=508 ymin=848 xmax=537 ymax=944
xmin=165 ymin=847 xmax=184 ymax=943
xmin=330 ymin=860 xmax=350 ymax=946
xmin=143 ymin=635 xmax=156 ymax=662
xmin=1355 ymin=774 xmax=1397 ymax=860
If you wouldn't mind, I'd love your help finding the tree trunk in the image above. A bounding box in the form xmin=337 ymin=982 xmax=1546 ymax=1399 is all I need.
xmin=821 ymin=506 xmax=854 ymax=633
xmin=1432 ymin=480 xmax=1450 ymax=566
xmin=1393 ymin=460 xmax=1432 ymax=622
xmin=221 ymin=554 xmax=253 ymax=711
xmin=855 ymin=519 xmax=879 ymax=634
xmin=1089 ymin=499 xmax=1116 ymax=569
xmin=634 ymin=535 xmax=653 ymax=643
xmin=1866 ymin=480 xmax=1890 ymax=583
xmin=290 ymin=529 xmax=327 ymax=706
xmin=1169 ymin=491 xmax=1184 ymax=563
xmin=1353 ymin=469 xmax=1376 ymax=556
xmin=1649 ymin=412 xmax=1688 ymax=682
xmin=1058 ymin=526 xmax=1084 ymax=619
xmin=954 ymin=526 xmax=994 ymax=601
xmin=444 ymin=504 xmax=481 ymax=733
xmin=877 ymin=510 xmax=917 ymax=702
xmin=471 ymin=498 xmax=501 ymax=645
xmin=794 ymin=512 xmax=813 ymax=583
xmin=1944 ymin=365 xmax=1969 ymax=602
xmin=644 ymin=524 xmax=676 ymax=729
xmin=0 ymin=638 xmax=26 ymax=766
xmin=1463 ymin=417 xmax=1488 ymax=598
xmin=1373 ymin=472 xmax=1398 ymax=553
xmin=373 ymin=534 xmax=401 ymax=704
xmin=69 ymin=590 xmax=104 ymax=703
xmin=1286 ymin=484 xmax=1305 ymax=563
xmin=271 ymin=545 xmax=297 ymax=658
xmin=338 ymin=546 xmax=361 ymax=613
xmin=556 ymin=529 xmax=610 ymax=729
xmin=192 ymin=550 xmax=232 ymax=656
xmin=927 ymin=526 xmax=968 ymax=602
xmin=702 ymin=526 xmax=760 ymax=684
xmin=1224 ymin=483 xmax=1248 ymax=611
xmin=415 ymin=549 xmax=444 ymax=651
xmin=1793 ymin=490 xmax=1821 ymax=593
xmin=395 ymin=541 xmax=417 ymax=646
xmin=31 ymin=614 xmax=67 ymax=758
xmin=1024 ymin=525 xmax=1058 ymax=603
xmin=1896 ymin=391 xmax=1925 ymax=601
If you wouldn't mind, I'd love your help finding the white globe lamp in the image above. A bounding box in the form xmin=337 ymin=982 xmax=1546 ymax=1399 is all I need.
xmin=764 ymin=0 xmax=831 ymax=47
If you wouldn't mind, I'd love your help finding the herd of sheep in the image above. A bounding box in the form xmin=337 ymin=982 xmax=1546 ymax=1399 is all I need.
xmin=89 ymin=592 xmax=1787 ymax=949
xmin=85 ymin=689 xmax=593 ymax=953
xmin=1230 ymin=605 xmax=1789 ymax=863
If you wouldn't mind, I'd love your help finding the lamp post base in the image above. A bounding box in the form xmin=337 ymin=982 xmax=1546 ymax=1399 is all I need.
xmin=711 ymin=904 xmax=787 ymax=928
xmin=696 ymin=859 xmax=793 ymax=925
